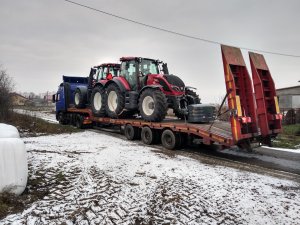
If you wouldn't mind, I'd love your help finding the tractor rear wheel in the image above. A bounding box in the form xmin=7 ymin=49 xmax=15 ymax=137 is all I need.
xmin=91 ymin=86 xmax=107 ymax=117
xmin=139 ymin=89 xmax=168 ymax=122
xmin=106 ymin=84 xmax=125 ymax=118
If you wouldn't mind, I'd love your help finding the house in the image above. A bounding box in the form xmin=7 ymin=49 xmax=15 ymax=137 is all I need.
xmin=10 ymin=93 xmax=28 ymax=106
xmin=276 ymin=85 xmax=300 ymax=109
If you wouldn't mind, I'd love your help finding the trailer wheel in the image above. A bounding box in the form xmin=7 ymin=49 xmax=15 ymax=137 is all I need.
xmin=75 ymin=114 xmax=84 ymax=129
xmin=124 ymin=124 xmax=140 ymax=140
xmin=141 ymin=127 xmax=157 ymax=145
xmin=161 ymin=129 xmax=180 ymax=150
xmin=58 ymin=112 xmax=68 ymax=125
xmin=177 ymin=133 xmax=187 ymax=149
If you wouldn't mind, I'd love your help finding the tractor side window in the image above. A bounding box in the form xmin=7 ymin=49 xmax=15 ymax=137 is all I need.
xmin=102 ymin=67 xmax=108 ymax=80
xmin=120 ymin=61 xmax=137 ymax=90
xmin=96 ymin=67 xmax=103 ymax=80
xmin=109 ymin=67 xmax=119 ymax=77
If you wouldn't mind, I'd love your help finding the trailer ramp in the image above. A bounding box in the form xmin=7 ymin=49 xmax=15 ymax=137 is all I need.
xmin=249 ymin=52 xmax=282 ymax=143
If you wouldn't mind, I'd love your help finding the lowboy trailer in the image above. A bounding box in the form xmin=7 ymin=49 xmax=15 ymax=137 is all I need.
xmin=53 ymin=45 xmax=282 ymax=150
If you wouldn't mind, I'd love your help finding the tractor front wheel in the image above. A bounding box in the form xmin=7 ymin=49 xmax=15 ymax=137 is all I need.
xmin=139 ymin=89 xmax=168 ymax=122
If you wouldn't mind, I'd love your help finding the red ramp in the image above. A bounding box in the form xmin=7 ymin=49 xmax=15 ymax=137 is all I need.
xmin=249 ymin=52 xmax=282 ymax=142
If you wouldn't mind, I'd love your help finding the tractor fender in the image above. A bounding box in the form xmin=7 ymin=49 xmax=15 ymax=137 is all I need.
xmin=75 ymin=85 xmax=88 ymax=96
xmin=93 ymin=82 xmax=104 ymax=88
xmin=104 ymin=79 xmax=128 ymax=93
xmin=138 ymin=85 xmax=162 ymax=98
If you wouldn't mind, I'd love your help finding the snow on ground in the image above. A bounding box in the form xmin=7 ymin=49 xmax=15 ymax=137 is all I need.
xmin=264 ymin=146 xmax=300 ymax=152
xmin=221 ymin=148 xmax=300 ymax=172
xmin=14 ymin=109 xmax=57 ymax=124
xmin=1 ymin=131 xmax=300 ymax=225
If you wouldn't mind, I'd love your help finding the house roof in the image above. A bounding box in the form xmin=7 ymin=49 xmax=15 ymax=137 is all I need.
xmin=276 ymin=85 xmax=300 ymax=91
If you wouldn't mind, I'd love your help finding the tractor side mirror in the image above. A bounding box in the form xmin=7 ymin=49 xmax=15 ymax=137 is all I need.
xmin=52 ymin=94 xmax=56 ymax=103
xmin=162 ymin=63 xmax=169 ymax=74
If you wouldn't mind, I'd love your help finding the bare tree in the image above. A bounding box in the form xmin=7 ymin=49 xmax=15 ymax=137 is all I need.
xmin=0 ymin=66 xmax=15 ymax=121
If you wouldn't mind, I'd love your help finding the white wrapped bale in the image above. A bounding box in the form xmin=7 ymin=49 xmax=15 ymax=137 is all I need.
xmin=0 ymin=123 xmax=20 ymax=138
xmin=0 ymin=138 xmax=28 ymax=195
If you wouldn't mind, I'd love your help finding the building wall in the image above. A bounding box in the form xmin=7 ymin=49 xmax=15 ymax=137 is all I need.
xmin=277 ymin=86 xmax=300 ymax=109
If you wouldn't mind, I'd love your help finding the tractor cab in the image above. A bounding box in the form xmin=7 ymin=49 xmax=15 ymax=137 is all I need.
xmin=88 ymin=63 xmax=120 ymax=88
xmin=119 ymin=57 xmax=168 ymax=91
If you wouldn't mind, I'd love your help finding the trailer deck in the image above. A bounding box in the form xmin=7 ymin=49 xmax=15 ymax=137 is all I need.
xmin=68 ymin=107 xmax=235 ymax=147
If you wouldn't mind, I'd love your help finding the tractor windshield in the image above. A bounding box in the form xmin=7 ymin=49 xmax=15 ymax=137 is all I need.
xmin=139 ymin=59 xmax=159 ymax=75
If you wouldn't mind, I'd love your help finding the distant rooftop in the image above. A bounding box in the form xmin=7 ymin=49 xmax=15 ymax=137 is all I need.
xmin=276 ymin=85 xmax=300 ymax=91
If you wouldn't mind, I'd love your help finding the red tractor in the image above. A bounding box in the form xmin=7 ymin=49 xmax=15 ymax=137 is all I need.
xmin=74 ymin=63 xmax=120 ymax=117
xmin=90 ymin=57 xmax=200 ymax=122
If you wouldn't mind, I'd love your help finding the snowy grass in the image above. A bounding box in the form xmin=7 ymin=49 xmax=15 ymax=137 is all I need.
xmin=273 ymin=124 xmax=300 ymax=149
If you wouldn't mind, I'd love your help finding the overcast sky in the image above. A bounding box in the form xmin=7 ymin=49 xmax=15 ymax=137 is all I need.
xmin=0 ymin=0 xmax=299 ymax=103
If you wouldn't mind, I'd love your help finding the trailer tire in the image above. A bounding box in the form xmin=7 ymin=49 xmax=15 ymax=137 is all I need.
xmin=91 ymin=86 xmax=107 ymax=117
xmin=161 ymin=129 xmax=180 ymax=150
xmin=139 ymin=89 xmax=168 ymax=122
xmin=141 ymin=127 xmax=157 ymax=145
xmin=124 ymin=124 xmax=140 ymax=140
xmin=58 ymin=112 xmax=68 ymax=125
xmin=177 ymin=133 xmax=187 ymax=149
xmin=75 ymin=114 xmax=84 ymax=129
xmin=74 ymin=88 xmax=87 ymax=109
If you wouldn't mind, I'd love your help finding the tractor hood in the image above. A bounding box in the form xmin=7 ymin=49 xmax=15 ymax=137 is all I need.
xmin=163 ymin=75 xmax=185 ymax=90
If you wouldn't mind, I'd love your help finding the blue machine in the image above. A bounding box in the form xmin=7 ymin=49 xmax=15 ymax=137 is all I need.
xmin=53 ymin=76 xmax=88 ymax=120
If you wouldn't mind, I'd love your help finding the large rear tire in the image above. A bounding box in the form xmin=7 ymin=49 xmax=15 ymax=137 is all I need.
xmin=106 ymin=84 xmax=125 ymax=118
xmin=139 ymin=89 xmax=168 ymax=122
xmin=91 ymin=86 xmax=107 ymax=117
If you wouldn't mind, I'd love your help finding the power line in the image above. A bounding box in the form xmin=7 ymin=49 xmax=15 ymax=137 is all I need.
xmin=62 ymin=0 xmax=300 ymax=58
